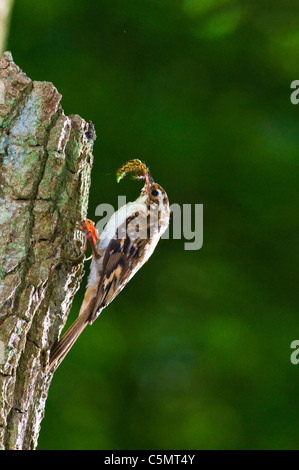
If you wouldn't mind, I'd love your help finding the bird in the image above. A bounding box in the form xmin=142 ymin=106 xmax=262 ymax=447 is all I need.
xmin=48 ymin=159 xmax=170 ymax=371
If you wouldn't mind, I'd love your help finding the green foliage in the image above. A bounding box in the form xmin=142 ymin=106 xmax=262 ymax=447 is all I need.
xmin=7 ymin=0 xmax=299 ymax=450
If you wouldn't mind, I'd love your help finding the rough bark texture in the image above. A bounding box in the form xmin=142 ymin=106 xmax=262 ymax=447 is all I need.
xmin=0 ymin=51 xmax=95 ymax=450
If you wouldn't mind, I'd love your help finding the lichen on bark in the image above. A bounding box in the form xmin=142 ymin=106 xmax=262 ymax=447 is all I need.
xmin=0 ymin=51 xmax=95 ymax=449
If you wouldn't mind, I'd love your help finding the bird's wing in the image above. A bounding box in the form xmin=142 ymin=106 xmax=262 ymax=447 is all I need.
xmin=88 ymin=218 xmax=149 ymax=323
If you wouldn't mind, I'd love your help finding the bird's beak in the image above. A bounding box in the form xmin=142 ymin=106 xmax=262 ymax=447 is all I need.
xmin=144 ymin=171 xmax=154 ymax=187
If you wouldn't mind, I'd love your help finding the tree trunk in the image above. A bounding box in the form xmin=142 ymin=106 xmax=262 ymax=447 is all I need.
xmin=0 ymin=51 xmax=95 ymax=450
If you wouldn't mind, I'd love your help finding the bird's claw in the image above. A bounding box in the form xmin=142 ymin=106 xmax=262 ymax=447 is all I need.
xmin=76 ymin=219 xmax=88 ymax=232
xmin=75 ymin=219 xmax=100 ymax=259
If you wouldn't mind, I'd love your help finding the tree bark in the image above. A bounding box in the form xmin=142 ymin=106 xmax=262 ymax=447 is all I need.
xmin=0 ymin=51 xmax=95 ymax=450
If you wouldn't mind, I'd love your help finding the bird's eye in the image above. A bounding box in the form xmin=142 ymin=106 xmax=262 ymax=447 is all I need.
xmin=151 ymin=189 xmax=159 ymax=197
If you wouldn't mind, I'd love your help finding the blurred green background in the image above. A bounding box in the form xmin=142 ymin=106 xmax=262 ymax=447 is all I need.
xmin=5 ymin=0 xmax=299 ymax=450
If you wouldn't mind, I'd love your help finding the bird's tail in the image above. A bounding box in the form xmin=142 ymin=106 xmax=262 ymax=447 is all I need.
xmin=48 ymin=313 xmax=89 ymax=372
